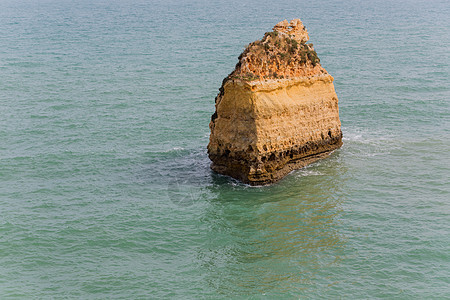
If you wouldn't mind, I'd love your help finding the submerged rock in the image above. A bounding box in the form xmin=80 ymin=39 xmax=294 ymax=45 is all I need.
xmin=208 ymin=19 xmax=342 ymax=185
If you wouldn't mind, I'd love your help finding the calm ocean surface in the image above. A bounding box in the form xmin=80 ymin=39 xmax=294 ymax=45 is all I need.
xmin=1 ymin=0 xmax=449 ymax=298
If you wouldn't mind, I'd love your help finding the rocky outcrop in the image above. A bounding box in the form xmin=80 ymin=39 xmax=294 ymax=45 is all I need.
xmin=208 ymin=19 xmax=342 ymax=185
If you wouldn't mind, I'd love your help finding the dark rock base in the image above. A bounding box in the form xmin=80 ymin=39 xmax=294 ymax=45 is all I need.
xmin=209 ymin=132 xmax=343 ymax=186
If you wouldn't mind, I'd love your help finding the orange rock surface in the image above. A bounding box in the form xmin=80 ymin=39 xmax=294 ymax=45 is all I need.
xmin=208 ymin=19 xmax=342 ymax=185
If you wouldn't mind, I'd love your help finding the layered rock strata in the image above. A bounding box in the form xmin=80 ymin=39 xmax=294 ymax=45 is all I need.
xmin=208 ymin=19 xmax=342 ymax=185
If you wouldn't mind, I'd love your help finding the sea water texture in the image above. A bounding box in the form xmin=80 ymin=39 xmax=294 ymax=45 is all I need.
xmin=0 ymin=0 xmax=449 ymax=298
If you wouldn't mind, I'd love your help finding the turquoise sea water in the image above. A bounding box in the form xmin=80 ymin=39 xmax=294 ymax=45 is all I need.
xmin=1 ymin=0 xmax=449 ymax=298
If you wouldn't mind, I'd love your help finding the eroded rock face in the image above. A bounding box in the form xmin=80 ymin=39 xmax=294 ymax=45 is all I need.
xmin=208 ymin=19 xmax=342 ymax=185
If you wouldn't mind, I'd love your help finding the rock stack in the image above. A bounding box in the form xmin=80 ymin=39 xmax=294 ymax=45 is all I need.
xmin=208 ymin=19 xmax=342 ymax=185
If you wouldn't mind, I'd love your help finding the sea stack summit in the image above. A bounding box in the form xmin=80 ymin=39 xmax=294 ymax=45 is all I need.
xmin=208 ymin=19 xmax=342 ymax=185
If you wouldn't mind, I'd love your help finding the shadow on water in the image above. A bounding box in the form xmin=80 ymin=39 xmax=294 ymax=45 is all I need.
xmin=196 ymin=153 xmax=350 ymax=296
xmin=144 ymin=147 xmax=350 ymax=296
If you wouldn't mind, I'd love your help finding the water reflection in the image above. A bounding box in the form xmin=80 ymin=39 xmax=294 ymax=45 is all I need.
xmin=144 ymin=146 xmax=349 ymax=296
xmin=198 ymin=154 xmax=348 ymax=296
